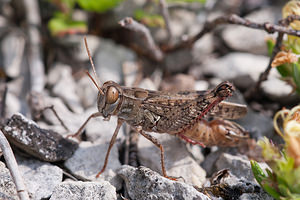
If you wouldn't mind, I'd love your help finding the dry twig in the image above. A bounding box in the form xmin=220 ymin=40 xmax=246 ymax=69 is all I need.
xmin=0 ymin=84 xmax=7 ymax=121
xmin=0 ymin=130 xmax=30 ymax=200
xmin=28 ymin=92 xmax=70 ymax=131
xmin=159 ymin=0 xmax=173 ymax=42
xmin=244 ymin=33 xmax=284 ymax=99
xmin=119 ymin=17 xmax=164 ymax=61
xmin=244 ymin=15 xmax=300 ymax=98
xmin=38 ymin=105 xmax=70 ymax=132
xmin=166 ymin=14 xmax=300 ymax=51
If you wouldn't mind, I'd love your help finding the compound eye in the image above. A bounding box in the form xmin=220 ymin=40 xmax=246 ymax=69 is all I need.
xmin=106 ymin=87 xmax=119 ymax=104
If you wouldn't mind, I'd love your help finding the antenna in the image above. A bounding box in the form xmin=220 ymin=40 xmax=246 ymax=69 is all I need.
xmin=84 ymin=36 xmax=104 ymax=95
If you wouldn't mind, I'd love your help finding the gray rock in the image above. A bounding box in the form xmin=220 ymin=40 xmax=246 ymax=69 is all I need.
xmin=239 ymin=193 xmax=274 ymax=200
xmin=48 ymin=63 xmax=83 ymax=113
xmin=194 ymin=80 xmax=209 ymax=91
xmin=5 ymin=78 xmax=30 ymax=118
xmin=138 ymin=133 xmax=206 ymax=187
xmin=2 ymin=113 xmax=78 ymax=162
xmin=94 ymin=38 xmax=136 ymax=84
xmin=235 ymin=109 xmax=274 ymax=139
xmin=213 ymin=0 xmax=243 ymax=14
xmin=222 ymin=8 xmax=278 ymax=54
xmin=202 ymin=53 xmax=269 ymax=81
xmin=138 ymin=78 xmax=158 ymax=91
xmin=0 ymin=161 xmax=18 ymax=200
xmin=261 ymin=77 xmax=298 ymax=104
xmin=64 ymin=141 xmax=122 ymax=190
xmin=215 ymin=153 xmax=269 ymax=180
xmin=192 ymin=34 xmax=214 ymax=62
xmin=160 ymin=74 xmax=196 ymax=91
xmin=118 ymin=165 xmax=210 ymax=200
xmin=69 ymin=34 xmax=100 ymax=62
xmin=17 ymin=156 xmax=63 ymax=200
xmin=50 ymin=180 xmax=116 ymax=200
xmin=164 ymin=48 xmax=193 ymax=73
xmin=201 ymin=52 xmax=295 ymax=100
xmin=1 ymin=32 xmax=25 ymax=78
xmin=123 ymin=61 xmax=140 ymax=87
xmin=203 ymin=169 xmax=273 ymax=200
xmin=215 ymin=153 xmax=253 ymax=180
xmin=201 ymin=148 xmax=225 ymax=176
xmin=39 ymin=95 xmax=93 ymax=134
xmin=155 ymin=9 xmax=200 ymax=42
xmin=0 ymin=15 xmax=7 ymax=28
xmin=5 ymin=92 xmax=23 ymax=118
xmin=76 ymin=75 xmax=98 ymax=109
xmin=186 ymin=144 xmax=204 ymax=164
xmin=85 ymin=115 xmax=125 ymax=142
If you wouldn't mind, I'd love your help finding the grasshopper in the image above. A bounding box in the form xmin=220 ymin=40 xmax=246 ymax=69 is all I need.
xmin=69 ymin=37 xmax=247 ymax=180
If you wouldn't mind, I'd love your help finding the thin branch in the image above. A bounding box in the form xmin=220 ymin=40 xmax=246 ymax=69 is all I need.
xmin=119 ymin=17 xmax=164 ymax=61
xmin=166 ymin=14 xmax=300 ymax=51
xmin=0 ymin=84 xmax=7 ymax=121
xmin=279 ymin=14 xmax=300 ymax=26
xmin=244 ymin=33 xmax=284 ymax=99
xmin=24 ymin=0 xmax=45 ymax=92
xmin=159 ymin=0 xmax=173 ymax=42
xmin=0 ymin=130 xmax=30 ymax=200
xmin=39 ymin=105 xmax=70 ymax=132
xmin=244 ymin=15 xmax=300 ymax=98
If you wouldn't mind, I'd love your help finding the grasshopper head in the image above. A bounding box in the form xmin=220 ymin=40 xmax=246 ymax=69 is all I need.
xmin=83 ymin=37 xmax=124 ymax=119
xmin=214 ymin=81 xmax=235 ymax=98
xmin=97 ymin=81 xmax=123 ymax=118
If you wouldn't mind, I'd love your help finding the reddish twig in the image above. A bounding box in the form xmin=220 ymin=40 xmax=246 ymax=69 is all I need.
xmin=119 ymin=17 xmax=164 ymax=61
xmin=165 ymin=14 xmax=300 ymax=51
xmin=244 ymin=32 xmax=284 ymax=99
xmin=0 ymin=130 xmax=30 ymax=200
xmin=159 ymin=0 xmax=173 ymax=42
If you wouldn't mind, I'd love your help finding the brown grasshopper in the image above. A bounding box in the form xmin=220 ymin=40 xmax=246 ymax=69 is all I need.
xmin=69 ymin=37 xmax=247 ymax=180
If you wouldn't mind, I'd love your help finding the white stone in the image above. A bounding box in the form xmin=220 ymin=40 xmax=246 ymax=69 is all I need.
xmin=17 ymin=156 xmax=63 ymax=200
xmin=64 ymin=141 xmax=122 ymax=190
xmin=50 ymin=180 xmax=116 ymax=200
xmin=222 ymin=8 xmax=279 ymax=54
xmin=138 ymin=133 xmax=206 ymax=187
xmin=118 ymin=165 xmax=210 ymax=200
xmin=202 ymin=52 xmax=269 ymax=81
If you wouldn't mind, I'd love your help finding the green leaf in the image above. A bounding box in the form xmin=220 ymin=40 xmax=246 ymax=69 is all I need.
xmin=48 ymin=16 xmax=87 ymax=36
xmin=278 ymin=185 xmax=300 ymax=200
xmin=285 ymin=35 xmax=300 ymax=55
xmin=251 ymin=160 xmax=267 ymax=183
xmin=134 ymin=9 xmax=164 ymax=27
xmin=77 ymin=0 xmax=123 ymax=13
xmin=276 ymin=64 xmax=293 ymax=77
xmin=266 ymin=39 xmax=275 ymax=57
xmin=48 ymin=0 xmax=76 ymax=15
xmin=292 ymin=63 xmax=300 ymax=94
xmin=258 ymin=137 xmax=281 ymax=161
xmin=261 ymin=184 xmax=281 ymax=200
xmin=167 ymin=0 xmax=206 ymax=3
xmin=62 ymin=0 xmax=76 ymax=9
